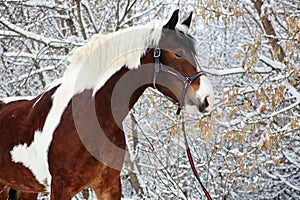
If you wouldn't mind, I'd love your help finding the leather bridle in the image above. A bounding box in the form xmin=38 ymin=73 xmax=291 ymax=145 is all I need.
xmin=152 ymin=48 xmax=206 ymax=115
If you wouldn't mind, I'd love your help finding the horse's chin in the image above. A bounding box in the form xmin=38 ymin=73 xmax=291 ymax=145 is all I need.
xmin=185 ymin=104 xmax=203 ymax=114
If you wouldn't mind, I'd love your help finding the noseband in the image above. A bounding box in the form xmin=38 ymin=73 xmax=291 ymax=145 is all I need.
xmin=152 ymin=48 xmax=205 ymax=115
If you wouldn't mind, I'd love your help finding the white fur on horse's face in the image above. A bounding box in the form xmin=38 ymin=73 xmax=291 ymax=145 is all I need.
xmin=197 ymin=75 xmax=214 ymax=111
xmin=185 ymin=75 xmax=214 ymax=114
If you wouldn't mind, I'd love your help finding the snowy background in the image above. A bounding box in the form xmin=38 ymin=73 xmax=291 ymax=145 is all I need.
xmin=0 ymin=0 xmax=299 ymax=199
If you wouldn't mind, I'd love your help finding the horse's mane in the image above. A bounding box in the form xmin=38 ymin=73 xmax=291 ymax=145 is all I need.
xmin=62 ymin=20 xmax=165 ymax=96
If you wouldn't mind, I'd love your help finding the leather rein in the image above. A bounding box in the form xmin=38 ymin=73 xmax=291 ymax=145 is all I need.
xmin=152 ymin=48 xmax=212 ymax=200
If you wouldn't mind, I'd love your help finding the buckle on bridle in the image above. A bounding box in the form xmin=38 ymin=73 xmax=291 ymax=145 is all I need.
xmin=185 ymin=77 xmax=192 ymax=84
xmin=154 ymin=48 xmax=161 ymax=58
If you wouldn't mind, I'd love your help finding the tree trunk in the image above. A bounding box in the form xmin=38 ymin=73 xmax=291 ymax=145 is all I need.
xmin=252 ymin=0 xmax=285 ymax=62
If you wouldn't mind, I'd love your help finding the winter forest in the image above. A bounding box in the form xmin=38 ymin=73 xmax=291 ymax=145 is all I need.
xmin=0 ymin=0 xmax=299 ymax=199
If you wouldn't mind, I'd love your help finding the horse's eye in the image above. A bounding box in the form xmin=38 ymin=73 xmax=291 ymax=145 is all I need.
xmin=175 ymin=51 xmax=183 ymax=58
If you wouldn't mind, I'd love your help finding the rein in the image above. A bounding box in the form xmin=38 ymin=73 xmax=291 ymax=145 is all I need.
xmin=152 ymin=48 xmax=212 ymax=199
xmin=180 ymin=115 xmax=212 ymax=200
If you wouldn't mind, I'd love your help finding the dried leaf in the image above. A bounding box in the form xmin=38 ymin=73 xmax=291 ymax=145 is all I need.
xmin=273 ymin=158 xmax=281 ymax=166
xmin=229 ymin=107 xmax=238 ymax=119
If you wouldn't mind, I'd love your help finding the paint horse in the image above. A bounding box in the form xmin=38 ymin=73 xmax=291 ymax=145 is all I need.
xmin=0 ymin=10 xmax=214 ymax=199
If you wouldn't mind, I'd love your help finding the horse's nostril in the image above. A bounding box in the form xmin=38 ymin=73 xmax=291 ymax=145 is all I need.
xmin=203 ymin=96 xmax=209 ymax=109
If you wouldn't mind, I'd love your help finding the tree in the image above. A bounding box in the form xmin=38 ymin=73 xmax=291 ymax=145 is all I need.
xmin=0 ymin=0 xmax=299 ymax=199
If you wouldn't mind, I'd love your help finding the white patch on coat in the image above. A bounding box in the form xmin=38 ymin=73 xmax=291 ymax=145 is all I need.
xmin=10 ymin=130 xmax=51 ymax=191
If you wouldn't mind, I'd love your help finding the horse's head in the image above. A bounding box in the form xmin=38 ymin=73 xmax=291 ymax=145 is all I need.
xmin=151 ymin=10 xmax=214 ymax=114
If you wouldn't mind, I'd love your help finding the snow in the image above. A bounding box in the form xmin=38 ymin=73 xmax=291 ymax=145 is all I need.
xmin=201 ymin=65 xmax=275 ymax=76
xmin=270 ymin=83 xmax=300 ymax=117
xmin=4 ymin=66 xmax=56 ymax=87
xmin=258 ymin=54 xmax=286 ymax=71
xmin=0 ymin=16 xmax=82 ymax=48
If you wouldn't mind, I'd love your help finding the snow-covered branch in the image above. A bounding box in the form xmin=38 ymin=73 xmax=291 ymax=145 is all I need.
xmin=4 ymin=66 xmax=55 ymax=86
xmin=270 ymin=83 xmax=300 ymax=117
xmin=5 ymin=0 xmax=67 ymax=11
xmin=258 ymin=54 xmax=286 ymax=71
xmin=2 ymin=52 xmax=64 ymax=60
xmin=0 ymin=17 xmax=81 ymax=48
xmin=201 ymin=66 xmax=275 ymax=76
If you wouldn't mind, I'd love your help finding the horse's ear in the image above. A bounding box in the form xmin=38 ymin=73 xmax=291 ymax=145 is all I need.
xmin=163 ymin=9 xmax=179 ymax=30
xmin=181 ymin=12 xmax=193 ymax=28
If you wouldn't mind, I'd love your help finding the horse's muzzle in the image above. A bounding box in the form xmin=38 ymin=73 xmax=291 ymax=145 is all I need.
xmin=186 ymin=95 xmax=210 ymax=113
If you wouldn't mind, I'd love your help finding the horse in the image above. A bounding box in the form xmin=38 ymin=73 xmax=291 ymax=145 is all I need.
xmin=0 ymin=10 xmax=214 ymax=199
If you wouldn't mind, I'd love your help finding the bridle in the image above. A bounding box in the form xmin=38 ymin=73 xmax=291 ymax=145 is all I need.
xmin=152 ymin=48 xmax=206 ymax=115
xmin=152 ymin=48 xmax=212 ymax=200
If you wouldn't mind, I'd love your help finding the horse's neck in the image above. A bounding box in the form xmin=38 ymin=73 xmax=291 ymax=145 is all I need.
xmin=94 ymin=62 xmax=153 ymax=129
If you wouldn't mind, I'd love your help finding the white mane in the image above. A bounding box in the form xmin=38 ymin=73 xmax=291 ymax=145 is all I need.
xmin=63 ymin=20 xmax=165 ymax=96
